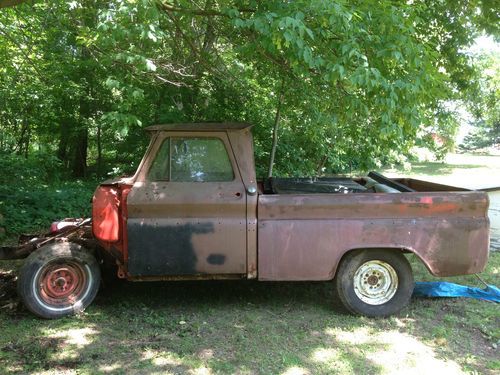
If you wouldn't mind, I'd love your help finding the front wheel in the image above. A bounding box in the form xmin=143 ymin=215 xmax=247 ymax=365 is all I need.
xmin=335 ymin=249 xmax=413 ymax=317
xmin=17 ymin=242 xmax=100 ymax=319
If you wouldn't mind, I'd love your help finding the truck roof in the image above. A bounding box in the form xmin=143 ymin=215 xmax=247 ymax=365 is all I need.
xmin=145 ymin=122 xmax=252 ymax=132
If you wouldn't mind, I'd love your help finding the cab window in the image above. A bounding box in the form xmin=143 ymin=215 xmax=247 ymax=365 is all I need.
xmin=148 ymin=137 xmax=234 ymax=182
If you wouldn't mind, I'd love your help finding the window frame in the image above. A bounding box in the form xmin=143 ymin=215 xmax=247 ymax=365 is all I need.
xmin=144 ymin=133 xmax=238 ymax=183
xmin=146 ymin=137 xmax=172 ymax=182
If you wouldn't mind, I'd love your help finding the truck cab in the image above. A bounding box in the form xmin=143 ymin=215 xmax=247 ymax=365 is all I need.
xmin=93 ymin=123 xmax=258 ymax=280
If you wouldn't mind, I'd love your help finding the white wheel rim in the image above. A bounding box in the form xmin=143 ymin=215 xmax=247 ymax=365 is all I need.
xmin=353 ymin=260 xmax=398 ymax=305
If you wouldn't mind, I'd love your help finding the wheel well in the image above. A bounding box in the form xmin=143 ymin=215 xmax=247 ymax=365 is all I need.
xmin=45 ymin=240 xmax=113 ymax=270
xmin=333 ymin=247 xmax=432 ymax=279
xmin=67 ymin=239 xmax=109 ymax=264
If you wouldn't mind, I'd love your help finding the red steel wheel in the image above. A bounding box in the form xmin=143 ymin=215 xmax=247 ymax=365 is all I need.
xmin=39 ymin=262 xmax=87 ymax=306
xmin=18 ymin=242 xmax=100 ymax=319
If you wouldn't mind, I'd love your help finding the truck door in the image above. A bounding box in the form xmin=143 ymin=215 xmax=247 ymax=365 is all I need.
xmin=126 ymin=132 xmax=247 ymax=276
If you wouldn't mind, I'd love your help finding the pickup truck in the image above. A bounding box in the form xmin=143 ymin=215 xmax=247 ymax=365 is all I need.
xmin=5 ymin=123 xmax=490 ymax=318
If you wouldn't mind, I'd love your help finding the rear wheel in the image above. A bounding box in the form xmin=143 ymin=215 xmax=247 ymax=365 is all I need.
xmin=17 ymin=242 xmax=100 ymax=319
xmin=335 ymin=249 xmax=413 ymax=317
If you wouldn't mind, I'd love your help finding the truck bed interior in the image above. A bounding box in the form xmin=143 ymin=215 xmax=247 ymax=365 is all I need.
xmin=261 ymin=172 xmax=470 ymax=194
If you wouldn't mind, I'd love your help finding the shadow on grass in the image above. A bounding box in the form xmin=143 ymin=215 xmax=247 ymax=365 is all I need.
xmin=4 ymin=250 xmax=500 ymax=373
xmin=1 ymin=279 xmax=387 ymax=374
xmin=3 ymin=268 xmax=494 ymax=374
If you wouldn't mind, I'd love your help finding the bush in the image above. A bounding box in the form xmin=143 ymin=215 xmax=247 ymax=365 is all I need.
xmin=0 ymin=153 xmax=96 ymax=238
xmin=0 ymin=152 xmax=68 ymax=185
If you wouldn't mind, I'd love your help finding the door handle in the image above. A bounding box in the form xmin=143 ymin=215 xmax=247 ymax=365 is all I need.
xmin=247 ymin=186 xmax=257 ymax=196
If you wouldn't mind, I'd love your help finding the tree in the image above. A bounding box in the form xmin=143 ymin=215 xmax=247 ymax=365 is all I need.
xmin=461 ymin=51 xmax=500 ymax=150
xmin=0 ymin=0 xmax=498 ymax=177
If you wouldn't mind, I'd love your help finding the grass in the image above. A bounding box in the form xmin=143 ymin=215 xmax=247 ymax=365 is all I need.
xmin=380 ymin=152 xmax=500 ymax=190
xmin=0 ymin=253 xmax=498 ymax=374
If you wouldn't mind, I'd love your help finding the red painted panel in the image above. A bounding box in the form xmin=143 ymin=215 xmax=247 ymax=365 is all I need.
xmin=92 ymin=186 xmax=120 ymax=242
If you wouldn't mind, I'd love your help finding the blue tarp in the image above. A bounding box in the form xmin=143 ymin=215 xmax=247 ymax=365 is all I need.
xmin=413 ymin=282 xmax=500 ymax=303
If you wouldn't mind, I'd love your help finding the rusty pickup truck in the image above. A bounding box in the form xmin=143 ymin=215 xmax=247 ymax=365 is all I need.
xmin=5 ymin=123 xmax=490 ymax=318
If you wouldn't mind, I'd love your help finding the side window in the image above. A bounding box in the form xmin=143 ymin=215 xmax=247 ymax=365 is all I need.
xmin=147 ymin=138 xmax=170 ymax=181
xmin=171 ymin=138 xmax=234 ymax=182
xmin=147 ymin=137 xmax=234 ymax=182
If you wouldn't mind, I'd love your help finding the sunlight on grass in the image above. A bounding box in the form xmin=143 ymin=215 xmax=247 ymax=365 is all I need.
xmin=325 ymin=327 xmax=465 ymax=374
xmin=393 ymin=317 xmax=415 ymax=328
xmin=4 ymin=365 xmax=23 ymax=373
xmin=381 ymin=153 xmax=500 ymax=189
xmin=311 ymin=348 xmax=339 ymax=363
xmin=44 ymin=326 xmax=99 ymax=362
xmin=197 ymin=348 xmax=214 ymax=360
xmin=138 ymin=348 xmax=217 ymax=374
xmin=490 ymin=261 xmax=499 ymax=275
xmin=1 ymin=251 xmax=498 ymax=374
xmin=142 ymin=348 xmax=183 ymax=367
xmin=190 ymin=366 xmax=214 ymax=375
xmin=281 ymin=366 xmax=311 ymax=375
xmin=49 ymin=327 xmax=98 ymax=347
xmin=98 ymin=363 xmax=121 ymax=372
xmin=309 ymin=347 xmax=356 ymax=373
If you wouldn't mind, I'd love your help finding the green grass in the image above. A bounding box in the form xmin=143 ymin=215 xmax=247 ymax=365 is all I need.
xmin=0 ymin=252 xmax=498 ymax=374
xmin=380 ymin=152 xmax=500 ymax=190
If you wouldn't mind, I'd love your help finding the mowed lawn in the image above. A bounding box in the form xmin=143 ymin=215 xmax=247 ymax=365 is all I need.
xmin=381 ymin=152 xmax=500 ymax=190
xmin=0 ymin=254 xmax=498 ymax=375
xmin=0 ymin=154 xmax=499 ymax=375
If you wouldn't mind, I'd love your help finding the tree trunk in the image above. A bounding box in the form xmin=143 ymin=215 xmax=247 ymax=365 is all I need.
xmin=70 ymin=3 xmax=97 ymax=177
xmin=96 ymin=122 xmax=102 ymax=177
xmin=57 ymin=121 xmax=70 ymax=166
xmin=267 ymin=82 xmax=285 ymax=178
xmin=71 ymin=125 xmax=88 ymax=178
xmin=316 ymin=154 xmax=328 ymax=176
xmin=16 ymin=118 xmax=28 ymax=155
xmin=24 ymin=124 xmax=29 ymax=158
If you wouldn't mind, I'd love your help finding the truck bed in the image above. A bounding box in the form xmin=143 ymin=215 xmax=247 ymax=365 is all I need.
xmin=257 ymin=185 xmax=489 ymax=281
xmin=262 ymin=172 xmax=471 ymax=195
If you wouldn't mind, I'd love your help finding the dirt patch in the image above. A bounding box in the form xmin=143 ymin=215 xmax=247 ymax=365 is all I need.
xmin=436 ymin=301 xmax=498 ymax=367
xmin=0 ymin=271 xmax=20 ymax=313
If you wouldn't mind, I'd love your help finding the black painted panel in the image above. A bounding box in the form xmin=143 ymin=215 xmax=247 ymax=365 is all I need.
xmin=127 ymin=222 xmax=214 ymax=276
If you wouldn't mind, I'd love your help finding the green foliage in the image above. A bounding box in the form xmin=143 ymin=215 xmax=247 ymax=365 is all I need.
xmin=0 ymin=153 xmax=95 ymax=237
xmin=461 ymin=123 xmax=499 ymax=150
xmin=0 ymin=0 xmax=498 ymax=179
xmin=0 ymin=182 xmax=94 ymax=236
xmin=0 ymin=152 xmax=66 ymax=185
xmin=461 ymin=51 xmax=500 ymax=150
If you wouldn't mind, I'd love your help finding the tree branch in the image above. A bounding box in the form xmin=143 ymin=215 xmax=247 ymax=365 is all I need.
xmin=0 ymin=0 xmax=27 ymax=9
xmin=268 ymin=79 xmax=286 ymax=178
xmin=0 ymin=27 xmax=47 ymax=84
xmin=156 ymin=0 xmax=255 ymax=17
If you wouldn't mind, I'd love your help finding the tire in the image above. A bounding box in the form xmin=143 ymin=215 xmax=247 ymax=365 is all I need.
xmin=17 ymin=242 xmax=101 ymax=319
xmin=335 ymin=249 xmax=413 ymax=317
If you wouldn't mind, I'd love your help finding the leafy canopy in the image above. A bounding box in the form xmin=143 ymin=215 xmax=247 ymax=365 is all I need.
xmin=0 ymin=0 xmax=498 ymax=177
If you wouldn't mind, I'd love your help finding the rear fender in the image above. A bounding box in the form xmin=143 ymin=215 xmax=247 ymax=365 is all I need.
xmin=334 ymin=246 xmax=432 ymax=278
